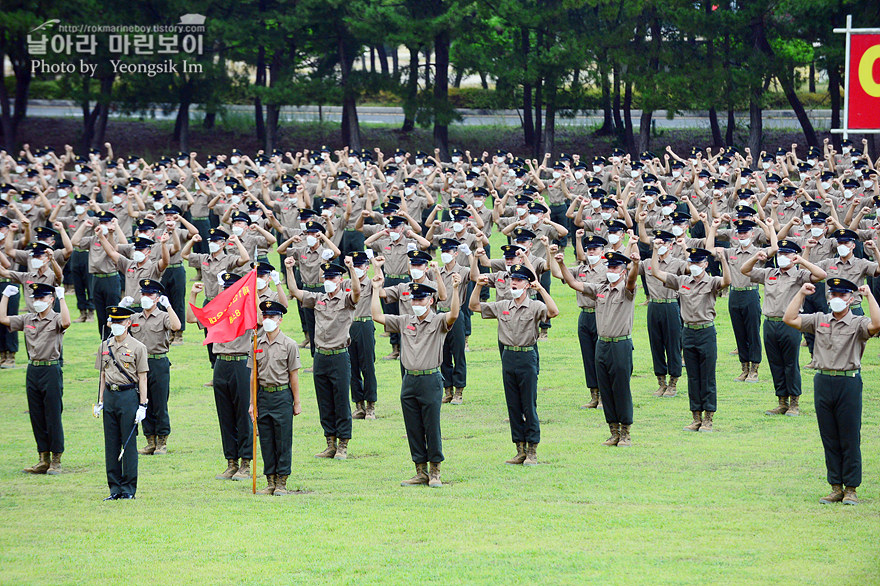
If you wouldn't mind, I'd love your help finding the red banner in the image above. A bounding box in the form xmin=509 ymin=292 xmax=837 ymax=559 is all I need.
xmin=190 ymin=269 xmax=258 ymax=345
xmin=848 ymin=34 xmax=880 ymax=129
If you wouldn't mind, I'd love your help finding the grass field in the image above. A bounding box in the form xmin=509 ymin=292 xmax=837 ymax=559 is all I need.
xmin=1 ymin=238 xmax=879 ymax=585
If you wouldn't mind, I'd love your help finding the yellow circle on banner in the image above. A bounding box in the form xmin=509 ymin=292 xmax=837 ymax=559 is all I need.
xmin=858 ymin=45 xmax=880 ymax=98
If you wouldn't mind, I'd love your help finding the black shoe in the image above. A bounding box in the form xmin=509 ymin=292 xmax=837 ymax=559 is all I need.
xmin=103 ymin=493 xmax=121 ymax=501
xmin=118 ymin=493 xmax=135 ymax=499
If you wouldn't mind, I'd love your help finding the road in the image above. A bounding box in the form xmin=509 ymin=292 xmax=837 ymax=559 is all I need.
xmin=23 ymin=100 xmax=835 ymax=130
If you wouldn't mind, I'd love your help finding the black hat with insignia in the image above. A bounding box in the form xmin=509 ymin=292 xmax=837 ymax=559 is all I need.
xmin=139 ymin=279 xmax=165 ymax=295
xmin=409 ymin=282 xmax=436 ymax=299
xmin=827 ymin=278 xmax=857 ymax=293
xmin=260 ymin=300 xmax=287 ymax=315
xmin=687 ymin=247 xmax=713 ymax=263
xmin=438 ymin=238 xmax=460 ymax=251
xmin=29 ymin=282 xmax=56 ymax=298
xmin=208 ymin=228 xmax=229 ymax=241
xmin=321 ymin=262 xmax=346 ymax=277
xmin=107 ymin=305 xmax=136 ymax=321
xmin=220 ymin=272 xmax=241 ymax=288
xmin=407 ymin=250 xmax=432 ymax=265
xmin=509 ymin=263 xmax=536 ymax=282
xmin=501 ymin=244 xmax=524 ymax=259
xmin=604 ymin=251 xmax=632 ymax=267
xmin=511 ymin=228 xmax=536 ymax=242
xmin=583 ymin=235 xmax=607 ymax=249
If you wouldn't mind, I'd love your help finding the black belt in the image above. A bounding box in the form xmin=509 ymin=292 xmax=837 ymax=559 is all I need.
xmin=107 ymin=383 xmax=137 ymax=391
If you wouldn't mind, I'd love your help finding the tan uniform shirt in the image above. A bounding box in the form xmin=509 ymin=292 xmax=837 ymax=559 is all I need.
xmin=117 ymin=257 xmax=162 ymax=301
xmin=749 ymin=267 xmax=812 ymax=317
xmin=639 ymin=256 xmax=685 ymax=299
xmin=95 ymin=333 xmax=149 ymax=384
xmin=129 ymin=308 xmax=173 ymax=355
xmin=571 ymin=262 xmax=606 ymax=309
xmin=289 ymin=245 xmax=333 ymax=286
xmin=352 ymin=275 xmax=373 ymax=319
xmin=721 ymin=244 xmax=761 ymax=289
xmin=664 ymin=273 xmax=724 ymax=325
xmin=8 ymin=269 xmax=59 ymax=312
xmin=479 ymin=297 xmax=548 ymax=347
xmin=188 ymin=252 xmax=240 ymax=300
xmin=369 ymin=237 xmax=415 ymax=277
xmin=384 ymin=279 xmax=439 ymax=315
xmin=384 ymin=311 xmax=450 ymax=371
xmin=799 ymin=311 xmax=871 ymax=371
xmin=818 ymin=256 xmax=880 ymax=304
xmin=213 ymin=329 xmax=254 ymax=356
xmin=7 ymin=311 xmax=64 ymax=361
xmin=301 ymin=285 xmax=357 ymax=349
xmin=249 ymin=331 xmax=302 ymax=387
xmin=581 ymin=282 xmax=636 ymax=338
xmin=436 ymin=264 xmax=470 ymax=310
xmin=79 ymin=235 xmax=120 ymax=274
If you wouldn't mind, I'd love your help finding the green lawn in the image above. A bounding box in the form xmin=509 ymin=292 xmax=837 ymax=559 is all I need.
xmin=1 ymin=239 xmax=878 ymax=585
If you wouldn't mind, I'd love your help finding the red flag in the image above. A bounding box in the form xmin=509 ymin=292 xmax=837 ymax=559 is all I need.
xmin=190 ymin=269 xmax=258 ymax=345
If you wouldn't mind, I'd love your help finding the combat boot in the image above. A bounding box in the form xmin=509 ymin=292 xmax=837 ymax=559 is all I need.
xmin=735 ymin=362 xmax=749 ymax=382
xmin=256 ymin=475 xmax=276 ymax=495
xmin=232 ymin=459 xmax=251 ymax=480
xmin=523 ymin=443 xmax=538 ymax=466
xmin=653 ymin=375 xmax=667 ymax=397
xmin=842 ymin=486 xmax=859 ymax=505
xmin=153 ymin=435 xmax=168 ymax=455
xmin=383 ymin=344 xmax=400 ymax=360
xmin=451 ymin=387 xmax=464 ymax=405
xmin=596 ymin=390 xmax=603 ymax=409
xmin=138 ymin=435 xmax=157 ymax=455
xmin=24 ymin=452 xmax=50 ymax=474
xmin=365 ymin=402 xmax=376 ymax=420
xmin=785 ymin=396 xmax=800 ymax=417
xmin=663 ymin=377 xmax=678 ymax=398
xmin=315 ymin=436 xmax=337 ymax=458
xmin=215 ymin=459 xmax=239 ymax=480
xmin=75 ymin=310 xmax=88 ymax=323
xmin=746 ymin=362 xmax=759 ymax=383
xmin=401 ymin=463 xmax=429 ymax=486
xmin=352 ymin=401 xmax=366 ymax=419
xmin=46 ymin=453 xmax=63 ymax=475
xmin=582 ymin=388 xmax=600 ymax=409
xmin=538 ymin=327 xmax=549 ymax=341
xmin=602 ymin=423 xmax=620 ymax=446
xmin=442 ymin=387 xmax=453 ymax=404
xmin=86 ymin=310 xmax=94 ymax=322
xmin=505 ymin=442 xmax=527 ymax=465
xmin=684 ymin=411 xmax=702 ymax=432
xmin=617 ymin=425 xmax=632 ymax=447
xmin=819 ymin=484 xmax=844 ymax=504
xmin=699 ymin=411 xmax=714 ymax=432
xmin=0 ymin=352 xmax=8 ymax=368
xmin=299 ymin=333 xmax=310 ymax=348
xmin=765 ymin=396 xmax=788 ymax=415
xmin=334 ymin=438 xmax=349 ymax=460
xmin=274 ymin=475 xmax=291 ymax=496
xmin=428 ymin=462 xmax=442 ymax=488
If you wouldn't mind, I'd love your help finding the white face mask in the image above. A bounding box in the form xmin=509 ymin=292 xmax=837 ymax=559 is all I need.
xmin=672 ymin=171 xmax=681 ymax=178
xmin=784 ymin=199 xmax=796 ymax=208
xmin=140 ymin=296 xmax=154 ymax=310
xmin=230 ymin=157 xmax=240 ymax=165
xmin=777 ymin=255 xmax=792 ymax=268
xmin=244 ymin=179 xmax=254 ymax=188
xmin=412 ymin=304 xmax=428 ymax=317
xmin=829 ymin=297 xmax=849 ymax=313
xmin=389 ymin=231 xmax=401 ymax=242
xmin=256 ymin=278 xmax=267 ymax=290
xmin=575 ymin=171 xmax=584 ymax=179
xmin=58 ymin=189 xmax=69 ymax=198
xmin=229 ymin=195 xmax=241 ymax=205
xmin=553 ymin=171 xmax=562 ymax=179
xmin=249 ymin=214 xmax=261 ymax=223
xmin=404 ymin=188 xmax=414 ymax=196
xmin=440 ymin=252 xmax=454 ymax=265
xmin=810 ymin=227 xmax=824 ymax=238
xmin=209 ymin=242 xmax=221 ymax=253
xmin=606 ymin=271 xmax=622 ymax=283
xmin=630 ymin=170 xmax=640 ymax=178
xmin=465 ymin=180 xmax=474 ymax=189
xmin=29 ymin=258 xmax=45 ymax=270
xmin=33 ymin=300 xmax=50 ymax=313
xmin=527 ymin=215 xmax=538 ymax=225
xmin=600 ymin=212 xmax=612 ymax=221
xmin=232 ymin=226 xmax=244 ymax=236
xmin=132 ymin=251 xmax=146 ymax=263
xmin=844 ymin=189 xmax=854 ymax=199
xmin=608 ymin=234 xmax=621 ymax=245
xmin=224 ymin=186 xmax=233 ymax=195
xmin=718 ymin=165 xmax=728 ymax=174
xmin=661 ymin=206 xmax=674 ymax=216
xmin=262 ymin=317 xmax=279 ymax=332
xmin=20 ymin=203 xmax=32 ymax=212
xmin=474 ymin=199 xmax=484 ymax=208
xmin=587 ymin=254 xmax=601 ymax=265
xmin=593 ymin=165 xmax=603 ymax=173
xmin=77 ymin=174 xmax=88 ymax=183
xmin=110 ymin=195 xmax=122 ymax=205
xmin=323 ymin=280 xmax=338 ymax=293
xmin=739 ymin=238 xmax=751 ymax=247
xmin=820 ymin=181 xmax=831 ymax=190
xmin=516 ymin=207 xmax=527 ymax=216
xmin=110 ymin=323 xmax=127 ymax=337
xmin=740 ymin=178 xmax=748 ymax=186
xmin=837 ymin=244 xmax=852 ymax=257
xmin=843 ymin=147 xmax=852 ymax=155
xmin=514 ymin=178 xmax=523 ymax=187
xmin=410 ymin=268 xmax=425 ymax=280
xmin=510 ymin=286 xmax=527 ymax=299
xmin=354 ymin=267 xmax=366 ymax=279
xmin=452 ymin=156 xmax=461 ymax=163
xmin=762 ymin=162 xmax=772 ymax=170
xmin=128 ymin=163 xmax=138 ymax=171
xmin=689 ymin=264 xmax=704 ymax=277
xmin=658 ymin=245 xmax=669 ymax=256
xmin=864 ymin=180 xmax=874 ymax=189
xmin=590 ymin=199 xmax=602 ymax=209
xmin=452 ymin=222 xmax=464 ymax=232
xmin=394 ymin=156 xmax=403 ymax=164
xmin=671 ymin=226 xmax=684 ymax=237
xmin=306 ymin=235 xmax=318 ymax=247
xmin=321 ymin=209 xmax=333 ymax=218
xmin=698 ymin=180 xmax=707 ymax=188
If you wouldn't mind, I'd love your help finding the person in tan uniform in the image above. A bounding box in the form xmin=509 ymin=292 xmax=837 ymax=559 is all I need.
xmin=436 ymin=237 xmax=475 ymax=405
xmin=649 ymin=246 xmax=730 ymax=432
xmin=556 ymin=249 xmax=641 ymax=447
xmin=129 ymin=279 xmax=181 ymax=456
xmin=741 ymin=239 xmax=826 ymax=417
xmin=347 ymin=251 xmax=379 ymax=420
xmin=0 ymin=282 xmax=70 ymax=475
xmin=372 ymin=277 xmax=462 ymax=488
xmin=93 ymin=306 xmax=149 ymax=500
xmin=248 ymin=300 xmax=303 ymax=496
xmin=783 ymin=278 xmax=880 ymax=506
xmin=470 ymin=264 xmax=559 ymax=466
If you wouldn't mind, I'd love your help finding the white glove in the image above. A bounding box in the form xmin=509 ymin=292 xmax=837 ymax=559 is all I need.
xmin=2 ymin=285 xmax=19 ymax=297
xmin=270 ymin=270 xmax=281 ymax=285
xmin=406 ymin=242 xmax=417 ymax=252
xmin=54 ymin=286 xmax=65 ymax=299
xmin=217 ymin=272 xmax=225 ymax=285
xmin=364 ymin=249 xmax=374 ymax=259
xmin=458 ymin=244 xmax=472 ymax=256
xmin=134 ymin=404 xmax=147 ymax=424
xmin=159 ymin=295 xmax=170 ymax=307
xmin=321 ymin=249 xmax=333 ymax=260
xmin=93 ymin=402 xmax=103 ymax=417
xmin=119 ymin=296 xmax=134 ymax=308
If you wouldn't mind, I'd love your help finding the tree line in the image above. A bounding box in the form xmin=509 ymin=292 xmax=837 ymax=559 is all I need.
xmin=1 ymin=0 xmax=878 ymax=158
